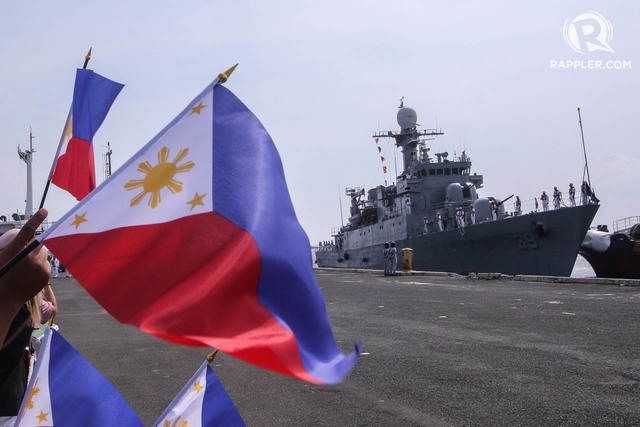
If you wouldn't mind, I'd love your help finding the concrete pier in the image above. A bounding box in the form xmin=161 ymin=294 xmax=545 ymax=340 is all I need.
xmin=49 ymin=270 xmax=639 ymax=425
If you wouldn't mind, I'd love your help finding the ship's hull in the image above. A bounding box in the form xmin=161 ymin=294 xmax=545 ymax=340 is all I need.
xmin=316 ymin=204 xmax=599 ymax=276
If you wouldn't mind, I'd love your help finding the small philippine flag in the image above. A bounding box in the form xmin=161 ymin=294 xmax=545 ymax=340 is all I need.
xmin=153 ymin=360 xmax=245 ymax=427
xmin=15 ymin=328 xmax=141 ymax=427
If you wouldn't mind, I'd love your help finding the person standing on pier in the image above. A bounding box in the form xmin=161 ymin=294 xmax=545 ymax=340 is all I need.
xmin=389 ymin=242 xmax=398 ymax=276
xmin=383 ymin=242 xmax=390 ymax=275
xmin=51 ymin=256 xmax=59 ymax=279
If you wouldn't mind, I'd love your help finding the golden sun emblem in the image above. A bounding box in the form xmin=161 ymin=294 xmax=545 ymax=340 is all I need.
xmin=124 ymin=146 xmax=195 ymax=208
xmin=25 ymin=377 xmax=40 ymax=410
xmin=163 ymin=415 xmax=188 ymax=427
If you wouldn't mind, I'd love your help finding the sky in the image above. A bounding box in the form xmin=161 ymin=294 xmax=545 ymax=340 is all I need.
xmin=1 ymin=1 xmax=638 ymax=245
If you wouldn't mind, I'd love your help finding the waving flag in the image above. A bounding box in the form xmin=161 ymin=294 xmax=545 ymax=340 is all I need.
xmin=15 ymin=328 xmax=141 ymax=427
xmin=39 ymin=75 xmax=358 ymax=384
xmin=154 ymin=361 xmax=244 ymax=427
xmin=49 ymin=68 xmax=124 ymax=201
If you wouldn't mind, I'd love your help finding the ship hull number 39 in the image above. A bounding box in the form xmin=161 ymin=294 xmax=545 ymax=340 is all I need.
xmin=514 ymin=233 xmax=539 ymax=250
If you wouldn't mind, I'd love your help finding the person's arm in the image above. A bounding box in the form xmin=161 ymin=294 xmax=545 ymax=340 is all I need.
xmin=0 ymin=209 xmax=50 ymax=341
xmin=40 ymin=282 xmax=58 ymax=322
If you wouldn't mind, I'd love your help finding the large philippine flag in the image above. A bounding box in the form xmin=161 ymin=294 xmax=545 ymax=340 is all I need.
xmin=153 ymin=360 xmax=245 ymax=427
xmin=39 ymin=77 xmax=358 ymax=384
xmin=49 ymin=68 xmax=124 ymax=201
xmin=15 ymin=328 xmax=142 ymax=427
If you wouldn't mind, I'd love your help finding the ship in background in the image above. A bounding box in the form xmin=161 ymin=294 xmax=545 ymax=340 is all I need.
xmin=0 ymin=131 xmax=37 ymax=234
xmin=579 ymin=216 xmax=640 ymax=279
xmin=316 ymin=101 xmax=599 ymax=276
xmin=0 ymin=132 xmax=113 ymax=235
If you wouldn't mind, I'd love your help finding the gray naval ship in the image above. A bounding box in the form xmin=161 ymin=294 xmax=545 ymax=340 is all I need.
xmin=316 ymin=102 xmax=599 ymax=276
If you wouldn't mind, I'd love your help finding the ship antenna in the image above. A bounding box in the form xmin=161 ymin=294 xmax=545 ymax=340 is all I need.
xmin=103 ymin=141 xmax=113 ymax=181
xmin=577 ymin=108 xmax=592 ymax=194
xmin=338 ymin=184 xmax=344 ymax=227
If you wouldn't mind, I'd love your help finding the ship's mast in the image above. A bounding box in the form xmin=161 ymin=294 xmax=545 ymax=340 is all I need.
xmin=103 ymin=141 xmax=113 ymax=181
xmin=17 ymin=129 xmax=35 ymax=219
xmin=373 ymin=100 xmax=443 ymax=174
xmin=577 ymin=108 xmax=591 ymax=189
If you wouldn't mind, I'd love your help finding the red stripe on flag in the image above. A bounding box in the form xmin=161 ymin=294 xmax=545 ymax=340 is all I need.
xmin=51 ymin=137 xmax=96 ymax=201
xmin=44 ymin=212 xmax=318 ymax=382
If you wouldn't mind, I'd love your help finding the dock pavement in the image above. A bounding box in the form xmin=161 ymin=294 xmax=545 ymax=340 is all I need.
xmin=49 ymin=269 xmax=639 ymax=426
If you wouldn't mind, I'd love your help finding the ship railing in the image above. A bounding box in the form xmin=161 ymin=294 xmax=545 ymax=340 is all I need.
xmin=613 ymin=216 xmax=640 ymax=234
xmin=330 ymin=227 xmax=343 ymax=237
xmin=514 ymin=199 xmax=540 ymax=215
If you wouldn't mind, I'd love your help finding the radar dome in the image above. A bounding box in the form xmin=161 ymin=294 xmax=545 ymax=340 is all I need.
xmin=397 ymin=107 xmax=417 ymax=131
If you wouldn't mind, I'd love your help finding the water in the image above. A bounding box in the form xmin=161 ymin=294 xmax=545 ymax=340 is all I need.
xmin=570 ymin=255 xmax=596 ymax=278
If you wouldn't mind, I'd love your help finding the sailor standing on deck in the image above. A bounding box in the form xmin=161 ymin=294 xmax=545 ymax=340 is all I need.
xmin=383 ymin=242 xmax=390 ymax=275
xmin=436 ymin=213 xmax=444 ymax=231
xmin=389 ymin=242 xmax=398 ymax=275
xmin=568 ymin=183 xmax=576 ymax=206
xmin=515 ymin=196 xmax=522 ymax=216
xmin=553 ymin=186 xmax=561 ymax=209
xmin=541 ymin=191 xmax=549 ymax=211
xmin=423 ymin=217 xmax=429 ymax=234
xmin=455 ymin=208 xmax=465 ymax=228
xmin=490 ymin=200 xmax=497 ymax=221
xmin=405 ymin=198 xmax=412 ymax=215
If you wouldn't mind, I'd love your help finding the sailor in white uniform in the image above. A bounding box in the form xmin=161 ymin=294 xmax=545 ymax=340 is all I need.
xmin=51 ymin=257 xmax=59 ymax=278
xmin=470 ymin=206 xmax=476 ymax=225
xmin=568 ymin=183 xmax=576 ymax=206
xmin=437 ymin=213 xmax=444 ymax=231
xmin=405 ymin=198 xmax=412 ymax=215
xmin=389 ymin=242 xmax=398 ymax=275
xmin=553 ymin=187 xmax=561 ymax=209
xmin=456 ymin=208 xmax=465 ymax=228
xmin=541 ymin=191 xmax=549 ymax=211
xmin=515 ymin=196 xmax=522 ymax=216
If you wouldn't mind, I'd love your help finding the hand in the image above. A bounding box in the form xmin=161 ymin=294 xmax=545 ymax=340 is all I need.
xmin=0 ymin=209 xmax=51 ymax=314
